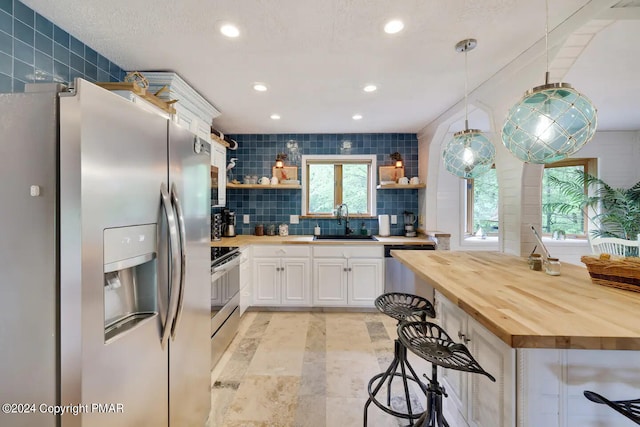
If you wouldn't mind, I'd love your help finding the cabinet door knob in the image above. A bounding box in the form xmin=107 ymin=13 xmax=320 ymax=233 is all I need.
xmin=280 ymin=267 xmax=284 ymax=271
xmin=276 ymin=267 xmax=280 ymax=271
xmin=348 ymin=267 xmax=352 ymax=271
xmin=343 ymin=268 xmax=348 ymax=272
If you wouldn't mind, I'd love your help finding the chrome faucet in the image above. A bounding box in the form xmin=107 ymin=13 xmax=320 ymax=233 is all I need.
xmin=336 ymin=203 xmax=353 ymax=235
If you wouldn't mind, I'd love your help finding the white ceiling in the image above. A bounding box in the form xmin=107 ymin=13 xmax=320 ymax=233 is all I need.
xmin=21 ymin=0 xmax=640 ymax=134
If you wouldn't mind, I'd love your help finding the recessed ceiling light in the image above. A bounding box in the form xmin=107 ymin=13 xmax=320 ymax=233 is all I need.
xmin=220 ymin=24 xmax=240 ymax=38
xmin=352 ymin=114 xmax=363 ymax=120
xmin=384 ymin=20 xmax=404 ymax=34
xmin=253 ymin=83 xmax=268 ymax=92
xmin=270 ymin=114 xmax=281 ymax=120
xmin=363 ymin=85 xmax=377 ymax=92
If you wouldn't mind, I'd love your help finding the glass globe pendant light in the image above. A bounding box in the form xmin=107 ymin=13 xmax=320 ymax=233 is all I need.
xmin=443 ymin=39 xmax=496 ymax=179
xmin=501 ymin=0 xmax=597 ymax=164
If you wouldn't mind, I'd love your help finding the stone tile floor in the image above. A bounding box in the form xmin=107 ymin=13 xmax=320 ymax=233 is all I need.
xmin=206 ymin=311 xmax=431 ymax=427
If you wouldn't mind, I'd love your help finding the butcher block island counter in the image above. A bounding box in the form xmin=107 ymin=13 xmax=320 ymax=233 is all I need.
xmin=392 ymin=250 xmax=640 ymax=427
xmin=391 ymin=250 xmax=640 ymax=350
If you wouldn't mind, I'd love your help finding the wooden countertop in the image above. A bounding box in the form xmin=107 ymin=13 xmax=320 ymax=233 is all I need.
xmin=392 ymin=251 xmax=640 ymax=350
xmin=211 ymin=234 xmax=436 ymax=247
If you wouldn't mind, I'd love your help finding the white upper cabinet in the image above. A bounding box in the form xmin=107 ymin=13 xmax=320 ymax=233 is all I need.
xmin=211 ymin=142 xmax=226 ymax=207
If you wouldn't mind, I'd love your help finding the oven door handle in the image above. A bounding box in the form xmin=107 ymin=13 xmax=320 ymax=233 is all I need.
xmin=212 ymin=255 xmax=241 ymax=276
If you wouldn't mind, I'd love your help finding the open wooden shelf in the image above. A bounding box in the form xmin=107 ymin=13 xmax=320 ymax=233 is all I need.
xmin=95 ymin=82 xmax=177 ymax=114
xmin=377 ymin=183 xmax=426 ymax=189
xmin=210 ymin=133 xmax=230 ymax=148
xmin=227 ymin=183 xmax=301 ymax=189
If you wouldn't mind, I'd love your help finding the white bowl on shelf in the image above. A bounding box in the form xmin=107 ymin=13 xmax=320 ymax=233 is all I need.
xmin=380 ymin=181 xmax=395 ymax=185
xmin=281 ymin=179 xmax=300 ymax=185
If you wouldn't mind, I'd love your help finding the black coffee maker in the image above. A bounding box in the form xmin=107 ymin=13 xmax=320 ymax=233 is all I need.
xmin=222 ymin=208 xmax=236 ymax=237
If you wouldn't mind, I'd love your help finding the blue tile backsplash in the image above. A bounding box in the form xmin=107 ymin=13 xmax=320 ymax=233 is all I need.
xmin=0 ymin=0 xmax=125 ymax=93
xmin=220 ymin=133 xmax=420 ymax=236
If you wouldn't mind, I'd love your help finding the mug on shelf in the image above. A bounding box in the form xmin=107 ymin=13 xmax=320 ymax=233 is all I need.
xmin=410 ymin=177 xmax=420 ymax=185
xmin=259 ymin=176 xmax=270 ymax=185
xmin=398 ymin=177 xmax=409 ymax=185
xmin=270 ymin=176 xmax=279 ymax=185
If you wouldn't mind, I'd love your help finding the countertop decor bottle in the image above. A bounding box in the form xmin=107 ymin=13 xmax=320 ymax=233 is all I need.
xmin=528 ymin=253 xmax=542 ymax=271
xmin=545 ymin=258 xmax=561 ymax=276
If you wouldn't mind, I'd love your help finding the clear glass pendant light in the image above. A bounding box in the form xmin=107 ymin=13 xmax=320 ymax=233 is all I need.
xmin=501 ymin=0 xmax=597 ymax=164
xmin=443 ymin=39 xmax=496 ymax=179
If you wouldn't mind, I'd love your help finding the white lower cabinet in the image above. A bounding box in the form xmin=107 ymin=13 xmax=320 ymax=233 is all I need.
xmin=312 ymin=258 xmax=348 ymax=304
xmin=239 ymin=247 xmax=252 ymax=316
xmin=312 ymin=246 xmax=383 ymax=307
xmin=252 ymin=245 xmax=311 ymax=306
xmin=436 ymin=291 xmax=515 ymax=427
xmin=435 ymin=290 xmax=640 ymax=426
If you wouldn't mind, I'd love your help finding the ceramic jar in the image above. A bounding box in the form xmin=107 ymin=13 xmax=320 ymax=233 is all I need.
xmin=266 ymin=224 xmax=276 ymax=236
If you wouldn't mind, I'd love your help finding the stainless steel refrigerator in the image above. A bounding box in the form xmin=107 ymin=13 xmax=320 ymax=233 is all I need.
xmin=0 ymin=79 xmax=211 ymax=427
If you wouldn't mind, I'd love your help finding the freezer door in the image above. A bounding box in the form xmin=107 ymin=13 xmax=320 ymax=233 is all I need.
xmin=167 ymin=124 xmax=212 ymax=426
xmin=0 ymin=92 xmax=58 ymax=427
xmin=59 ymin=79 xmax=169 ymax=427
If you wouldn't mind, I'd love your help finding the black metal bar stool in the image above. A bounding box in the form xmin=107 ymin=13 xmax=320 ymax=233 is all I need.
xmin=584 ymin=390 xmax=640 ymax=425
xmin=364 ymin=292 xmax=436 ymax=426
xmin=397 ymin=321 xmax=496 ymax=427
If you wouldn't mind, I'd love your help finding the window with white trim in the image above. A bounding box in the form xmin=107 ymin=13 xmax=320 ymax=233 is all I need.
xmin=301 ymin=155 xmax=377 ymax=217
xmin=541 ymin=158 xmax=596 ymax=237
xmin=465 ymin=167 xmax=498 ymax=236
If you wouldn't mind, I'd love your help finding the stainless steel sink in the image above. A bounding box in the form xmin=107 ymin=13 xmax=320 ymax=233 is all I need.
xmin=313 ymin=235 xmax=378 ymax=241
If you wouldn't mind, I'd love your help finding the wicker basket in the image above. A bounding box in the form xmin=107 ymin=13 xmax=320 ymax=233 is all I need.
xmin=581 ymin=255 xmax=640 ymax=293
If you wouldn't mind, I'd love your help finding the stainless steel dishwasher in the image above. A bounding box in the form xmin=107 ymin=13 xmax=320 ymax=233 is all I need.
xmin=384 ymin=244 xmax=436 ymax=303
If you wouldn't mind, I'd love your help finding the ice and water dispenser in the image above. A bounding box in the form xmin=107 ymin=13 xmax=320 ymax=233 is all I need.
xmin=103 ymin=224 xmax=158 ymax=342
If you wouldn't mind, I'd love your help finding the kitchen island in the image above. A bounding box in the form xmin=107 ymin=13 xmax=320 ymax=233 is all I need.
xmin=391 ymin=250 xmax=640 ymax=427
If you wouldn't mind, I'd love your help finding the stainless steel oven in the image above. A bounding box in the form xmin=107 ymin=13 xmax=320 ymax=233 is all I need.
xmin=210 ymin=246 xmax=240 ymax=369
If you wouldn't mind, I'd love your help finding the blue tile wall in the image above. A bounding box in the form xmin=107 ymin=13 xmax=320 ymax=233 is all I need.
xmin=219 ymin=133 xmax=420 ymax=236
xmin=0 ymin=0 xmax=125 ymax=93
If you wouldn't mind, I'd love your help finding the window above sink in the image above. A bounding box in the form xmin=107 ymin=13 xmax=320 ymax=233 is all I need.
xmin=301 ymin=154 xmax=377 ymax=218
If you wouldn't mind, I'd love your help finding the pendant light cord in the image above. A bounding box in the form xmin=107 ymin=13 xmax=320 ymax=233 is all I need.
xmin=464 ymin=43 xmax=469 ymax=130
xmin=545 ymin=0 xmax=549 ymax=84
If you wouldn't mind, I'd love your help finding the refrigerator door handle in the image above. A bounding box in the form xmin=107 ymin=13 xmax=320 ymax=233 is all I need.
xmin=170 ymin=182 xmax=187 ymax=339
xmin=160 ymin=183 xmax=181 ymax=349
